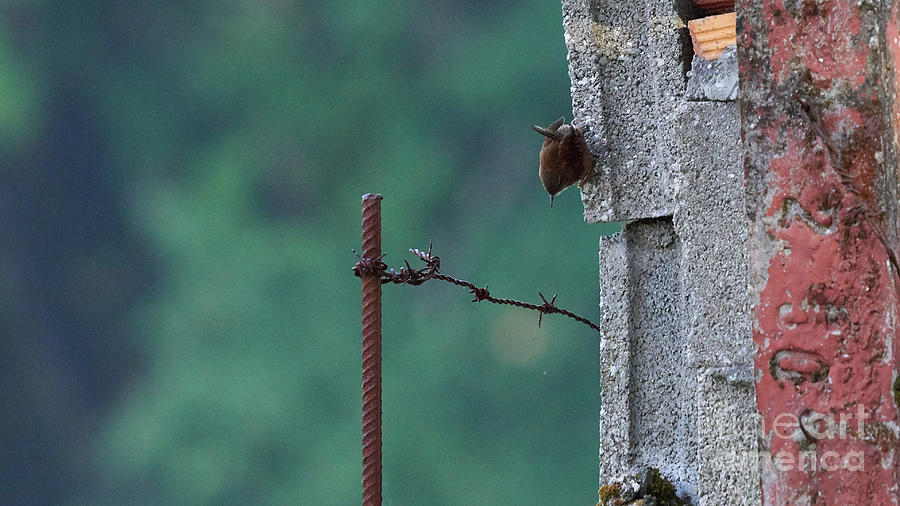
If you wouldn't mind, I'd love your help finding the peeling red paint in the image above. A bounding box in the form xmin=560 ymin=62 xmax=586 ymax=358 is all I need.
xmin=889 ymin=17 xmax=900 ymax=169
xmin=763 ymin=0 xmax=866 ymax=85
xmin=739 ymin=0 xmax=900 ymax=501
xmin=776 ymin=351 xmax=825 ymax=376
xmin=753 ymin=134 xmax=898 ymax=502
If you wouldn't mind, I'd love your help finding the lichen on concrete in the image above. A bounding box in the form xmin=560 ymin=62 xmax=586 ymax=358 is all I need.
xmin=596 ymin=467 xmax=693 ymax=506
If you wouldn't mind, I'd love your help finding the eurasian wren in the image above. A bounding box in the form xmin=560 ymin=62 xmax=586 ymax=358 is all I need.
xmin=532 ymin=117 xmax=595 ymax=207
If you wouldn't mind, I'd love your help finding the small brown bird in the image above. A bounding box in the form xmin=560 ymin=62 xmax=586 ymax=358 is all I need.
xmin=532 ymin=117 xmax=595 ymax=207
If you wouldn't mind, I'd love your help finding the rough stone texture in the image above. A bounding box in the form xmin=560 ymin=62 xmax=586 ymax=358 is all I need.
xmin=599 ymin=219 xmax=698 ymax=498
xmin=686 ymin=45 xmax=739 ymax=101
xmin=561 ymin=1 xmax=760 ymax=504
xmin=674 ymin=103 xmax=750 ymax=368
xmin=565 ymin=0 xmax=698 ymax=222
xmin=737 ymin=0 xmax=900 ymax=501
xmin=695 ymin=369 xmax=760 ymax=504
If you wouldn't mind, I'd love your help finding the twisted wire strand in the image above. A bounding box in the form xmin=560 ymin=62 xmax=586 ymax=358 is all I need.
xmin=353 ymin=243 xmax=603 ymax=334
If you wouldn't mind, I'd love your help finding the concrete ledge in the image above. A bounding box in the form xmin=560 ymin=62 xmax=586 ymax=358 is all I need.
xmin=563 ymin=0 xmax=688 ymax=222
xmin=564 ymin=1 xmax=760 ymax=503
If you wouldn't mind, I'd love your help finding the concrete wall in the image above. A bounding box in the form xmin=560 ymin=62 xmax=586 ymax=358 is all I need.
xmin=560 ymin=1 xmax=760 ymax=503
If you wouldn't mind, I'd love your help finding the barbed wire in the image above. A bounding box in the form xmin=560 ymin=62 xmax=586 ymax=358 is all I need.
xmin=352 ymin=242 xmax=602 ymax=333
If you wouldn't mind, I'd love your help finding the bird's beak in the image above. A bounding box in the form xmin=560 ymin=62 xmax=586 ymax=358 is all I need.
xmin=549 ymin=194 xmax=555 ymax=208
xmin=532 ymin=125 xmax=562 ymax=140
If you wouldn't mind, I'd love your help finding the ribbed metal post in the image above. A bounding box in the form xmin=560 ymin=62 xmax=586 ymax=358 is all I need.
xmin=360 ymin=193 xmax=382 ymax=506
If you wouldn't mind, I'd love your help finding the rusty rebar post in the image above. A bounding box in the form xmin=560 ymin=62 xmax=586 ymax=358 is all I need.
xmin=360 ymin=193 xmax=382 ymax=506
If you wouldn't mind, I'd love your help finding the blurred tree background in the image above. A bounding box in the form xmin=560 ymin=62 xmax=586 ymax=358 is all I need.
xmin=0 ymin=0 xmax=619 ymax=504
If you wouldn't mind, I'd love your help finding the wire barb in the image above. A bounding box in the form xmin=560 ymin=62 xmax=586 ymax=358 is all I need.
xmin=353 ymin=245 xmax=603 ymax=333
xmin=470 ymin=285 xmax=490 ymax=302
xmin=536 ymin=292 xmax=558 ymax=328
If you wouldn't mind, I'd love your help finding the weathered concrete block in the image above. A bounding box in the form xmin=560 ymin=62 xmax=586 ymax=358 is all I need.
xmin=563 ymin=0 xmax=695 ymax=222
xmin=597 ymin=230 xmax=632 ymax=477
xmin=695 ymin=369 xmax=760 ymax=503
xmin=594 ymin=103 xmax=758 ymax=505
xmin=562 ymin=1 xmax=759 ymax=503
xmin=674 ymin=102 xmax=749 ymax=367
xmin=598 ymin=219 xmax=699 ymax=498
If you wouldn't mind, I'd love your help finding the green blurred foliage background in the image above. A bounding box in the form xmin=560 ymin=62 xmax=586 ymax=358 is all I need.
xmin=0 ymin=1 xmax=619 ymax=504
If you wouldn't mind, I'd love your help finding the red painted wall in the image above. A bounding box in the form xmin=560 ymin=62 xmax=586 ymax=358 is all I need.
xmin=738 ymin=0 xmax=900 ymax=502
